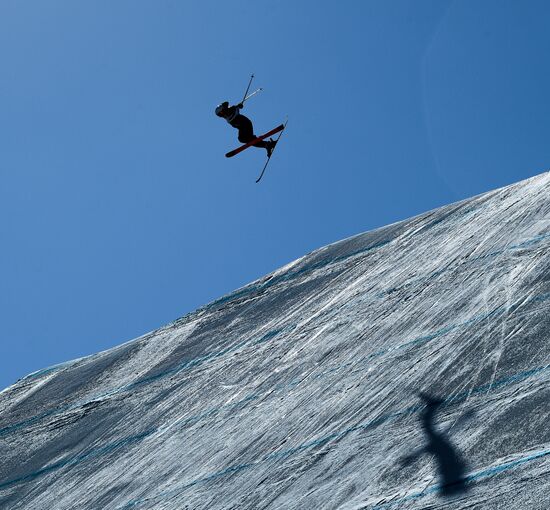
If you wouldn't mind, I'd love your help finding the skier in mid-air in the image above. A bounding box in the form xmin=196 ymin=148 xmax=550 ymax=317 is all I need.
xmin=217 ymin=74 xmax=287 ymax=183
xmin=215 ymin=101 xmax=277 ymax=158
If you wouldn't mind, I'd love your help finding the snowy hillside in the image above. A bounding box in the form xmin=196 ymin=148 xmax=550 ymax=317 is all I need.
xmin=1 ymin=172 xmax=550 ymax=509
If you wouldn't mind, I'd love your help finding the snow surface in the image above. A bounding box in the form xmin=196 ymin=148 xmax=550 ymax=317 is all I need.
xmin=1 ymin=172 xmax=550 ymax=509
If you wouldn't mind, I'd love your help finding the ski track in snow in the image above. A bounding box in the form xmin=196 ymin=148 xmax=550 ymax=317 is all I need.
xmin=1 ymin=172 xmax=550 ymax=509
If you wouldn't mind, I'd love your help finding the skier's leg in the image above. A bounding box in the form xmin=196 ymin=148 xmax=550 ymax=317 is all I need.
xmin=235 ymin=116 xmax=254 ymax=143
xmin=236 ymin=115 xmax=269 ymax=150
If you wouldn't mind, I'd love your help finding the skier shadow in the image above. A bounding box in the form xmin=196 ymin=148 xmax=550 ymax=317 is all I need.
xmin=400 ymin=392 xmax=475 ymax=497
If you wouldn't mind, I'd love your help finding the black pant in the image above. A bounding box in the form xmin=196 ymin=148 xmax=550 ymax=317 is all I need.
xmin=230 ymin=114 xmax=269 ymax=149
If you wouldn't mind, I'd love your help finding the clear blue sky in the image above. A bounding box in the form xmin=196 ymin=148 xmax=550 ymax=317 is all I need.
xmin=1 ymin=0 xmax=549 ymax=390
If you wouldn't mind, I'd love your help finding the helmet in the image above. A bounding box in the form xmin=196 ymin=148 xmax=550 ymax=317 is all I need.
xmin=215 ymin=101 xmax=229 ymax=117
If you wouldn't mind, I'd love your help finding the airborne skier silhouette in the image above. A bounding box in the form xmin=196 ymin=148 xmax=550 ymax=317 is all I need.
xmin=216 ymin=74 xmax=287 ymax=183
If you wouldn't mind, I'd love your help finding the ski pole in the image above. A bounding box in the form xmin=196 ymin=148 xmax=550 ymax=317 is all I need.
xmin=243 ymin=87 xmax=263 ymax=103
xmin=241 ymin=74 xmax=254 ymax=104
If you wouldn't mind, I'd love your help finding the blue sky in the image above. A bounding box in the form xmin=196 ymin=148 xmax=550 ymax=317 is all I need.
xmin=1 ymin=0 xmax=549 ymax=390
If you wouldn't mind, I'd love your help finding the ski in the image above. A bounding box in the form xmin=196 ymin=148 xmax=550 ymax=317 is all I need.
xmin=225 ymin=124 xmax=285 ymax=158
xmin=256 ymin=119 xmax=288 ymax=183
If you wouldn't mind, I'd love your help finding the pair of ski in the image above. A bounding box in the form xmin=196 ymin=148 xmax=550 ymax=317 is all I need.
xmin=225 ymin=119 xmax=288 ymax=183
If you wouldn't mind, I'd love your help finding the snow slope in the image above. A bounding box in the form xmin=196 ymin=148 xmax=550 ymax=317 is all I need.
xmin=1 ymin=172 xmax=550 ymax=509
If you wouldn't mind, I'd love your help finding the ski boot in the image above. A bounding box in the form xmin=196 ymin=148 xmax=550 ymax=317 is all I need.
xmin=266 ymin=138 xmax=277 ymax=158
